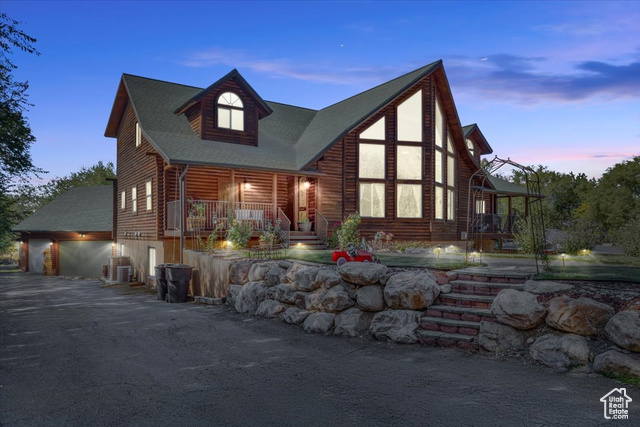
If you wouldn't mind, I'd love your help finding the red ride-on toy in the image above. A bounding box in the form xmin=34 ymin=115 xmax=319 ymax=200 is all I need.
xmin=332 ymin=244 xmax=379 ymax=266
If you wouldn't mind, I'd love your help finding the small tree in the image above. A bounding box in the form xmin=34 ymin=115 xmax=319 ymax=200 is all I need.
xmin=613 ymin=216 xmax=640 ymax=257
xmin=513 ymin=217 xmax=536 ymax=254
xmin=563 ymin=218 xmax=604 ymax=254
xmin=336 ymin=213 xmax=361 ymax=250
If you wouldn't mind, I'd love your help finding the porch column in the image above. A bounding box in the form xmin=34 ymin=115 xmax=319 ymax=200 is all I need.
xmin=272 ymin=174 xmax=278 ymax=222
xmin=230 ymin=170 xmax=235 ymax=204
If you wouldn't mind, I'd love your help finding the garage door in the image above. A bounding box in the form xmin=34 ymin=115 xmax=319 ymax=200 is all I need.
xmin=28 ymin=239 xmax=50 ymax=273
xmin=59 ymin=241 xmax=112 ymax=277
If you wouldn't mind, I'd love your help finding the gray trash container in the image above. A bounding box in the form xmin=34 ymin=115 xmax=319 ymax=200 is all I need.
xmin=155 ymin=264 xmax=168 ymax=302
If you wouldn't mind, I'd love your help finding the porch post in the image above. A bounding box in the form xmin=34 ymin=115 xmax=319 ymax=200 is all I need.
xmin=230 ymin=170 xmax=235 ymax=205
xmin=272 ymin=174 xmax=278 ymax=222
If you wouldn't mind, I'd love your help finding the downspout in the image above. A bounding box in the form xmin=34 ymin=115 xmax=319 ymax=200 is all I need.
xmin=179 ymin=164 xmax=189 ymax=264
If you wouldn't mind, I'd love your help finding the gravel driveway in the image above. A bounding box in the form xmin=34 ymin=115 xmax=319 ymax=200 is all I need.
xmin=1 ymin=273 xmax=636 ymax=426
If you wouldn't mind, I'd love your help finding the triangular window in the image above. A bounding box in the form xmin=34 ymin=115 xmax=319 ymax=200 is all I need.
xmin=359 ymin=116 xmax=385 ymax=140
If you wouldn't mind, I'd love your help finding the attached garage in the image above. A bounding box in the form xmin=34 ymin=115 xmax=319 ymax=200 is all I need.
xmin=59 ymin=241 xmax=113 ymax=277
xmin=13 ymin=186 xmax=114 ymax=276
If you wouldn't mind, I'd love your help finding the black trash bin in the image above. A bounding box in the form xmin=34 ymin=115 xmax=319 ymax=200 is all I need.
xmin=165 ymin=264 xmax=193 ymax=303
xmin=155 ymin=264 xmax=168 ymax=302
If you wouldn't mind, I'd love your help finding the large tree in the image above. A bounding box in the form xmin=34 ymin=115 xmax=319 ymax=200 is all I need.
xmin=0 ymin=13 xmax=41 ymax=254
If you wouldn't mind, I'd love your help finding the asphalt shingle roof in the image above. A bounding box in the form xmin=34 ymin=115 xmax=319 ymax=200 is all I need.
xmin=120 ymin=60 xmax=443 ymax=171
xmin=12 ymin=186 xmax=113 ymax=232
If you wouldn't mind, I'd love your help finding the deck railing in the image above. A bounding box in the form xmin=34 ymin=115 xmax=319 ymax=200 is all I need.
xmin=314 ymin=209 xmax=328 ymax=245
xmin=166 ymin=200 xmax=276 ymax=231
xmin=277 ymin=208 xmax=291 ymax=248
xmin=473 ymin=213 xmax=519 ymax=234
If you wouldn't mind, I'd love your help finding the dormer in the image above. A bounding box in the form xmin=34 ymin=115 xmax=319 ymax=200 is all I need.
xmin=174 ymin=69 xmax=273 ymax=146
xmin=462 ymin=123 xmax=492 ymax=164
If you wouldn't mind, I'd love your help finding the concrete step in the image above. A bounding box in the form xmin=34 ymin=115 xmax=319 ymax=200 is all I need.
xmin=416 ymin=330 xmax=477 ymax=350
xmin=426 ymin=305 xmax=497 ymax=323
xmin=419 ymin=316 xmax=480 ymax=336
xmin=450 ymin=280 xmax=524 ymax=296
xmin=440 ymin=293 xmax=495 ymax=309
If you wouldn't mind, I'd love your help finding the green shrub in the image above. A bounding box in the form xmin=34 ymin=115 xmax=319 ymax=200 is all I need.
xmin=226 ymin=219 xmax=252 ymax=249
xmin=514 ymin=217 xmax=536 ymax=254
xmin=613 ymin=216 xmax=640 ymax=257
xmin=336 ymin=213 xmax=361 ymax=250
xmin=563 ymin=218 xmax=605 ymax=254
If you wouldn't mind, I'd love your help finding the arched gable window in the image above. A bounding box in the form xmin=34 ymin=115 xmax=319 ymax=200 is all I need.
xmin=217 ymin=92 xmax=244 ymax=131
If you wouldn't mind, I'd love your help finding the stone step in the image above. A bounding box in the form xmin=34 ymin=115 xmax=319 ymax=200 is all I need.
xmin=416 ymin=330 xmax=477 ymax=350
xmin=419 ymin=316 xmax=480 ymax=336
xmin=452 ymin=270 xmax=530 ymax=284
xmin=440 ymin=293 xmax=494 ymax=309
xmin=450 ymin=280 xmax=524 ymax=296
xmin=426 ymin=305 xmax=497 ymax=323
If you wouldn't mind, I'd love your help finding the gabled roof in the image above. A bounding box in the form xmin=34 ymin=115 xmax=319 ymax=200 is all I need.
xmin=105 ymin=60 xmax=468 ymax=172
xmin=462 ymin=123 xmax=492 ymax=155
xmin=174 ymin=69 xmax=273 ymax=117
xmin=476 ymin=174 xmax=535 ymax=197
xmin=13 ymin=186 xmax=113 ymax=233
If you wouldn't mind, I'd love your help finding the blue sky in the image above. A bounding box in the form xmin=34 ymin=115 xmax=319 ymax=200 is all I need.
xmin=4 ymin=1 xmax=639 ymax=182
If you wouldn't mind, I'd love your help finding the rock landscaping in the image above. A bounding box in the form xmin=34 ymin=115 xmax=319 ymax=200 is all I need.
xmin=221 ymin=259 xmax=640 ymax=381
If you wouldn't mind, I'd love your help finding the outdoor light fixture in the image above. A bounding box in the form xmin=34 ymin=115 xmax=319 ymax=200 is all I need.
xmin=79 ymin=233 xmax=85 ymax=238
xmin=243 ymin=178 xmax=251 ymax=190
xmin=561 ymin=253 xmax=566 ymax=267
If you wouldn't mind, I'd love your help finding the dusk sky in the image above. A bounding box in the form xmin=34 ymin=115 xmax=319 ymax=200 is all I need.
xmin=3 ymin=1 xmax=639 ymax=182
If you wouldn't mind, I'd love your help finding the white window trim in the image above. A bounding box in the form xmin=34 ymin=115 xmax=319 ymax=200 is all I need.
xmin=121 ymin=191 xmax=126 ymax=210
xmin=132 ymin=186 xmax=137 ymax=213
xmin=145 ymin=180 xmax=152 ymax=211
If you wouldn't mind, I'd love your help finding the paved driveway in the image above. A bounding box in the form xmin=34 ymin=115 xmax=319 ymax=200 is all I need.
xmin=1 ymin=273 xmax=637 ymax=426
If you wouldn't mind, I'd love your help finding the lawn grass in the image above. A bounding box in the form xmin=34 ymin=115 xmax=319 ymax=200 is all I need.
xmin=536 ymin=265 xmax=640 ymax=283
xmin=483 ymin=252 xmax=640 ymax=267
xmin=601 ymin=372 xmax=640 ymax=386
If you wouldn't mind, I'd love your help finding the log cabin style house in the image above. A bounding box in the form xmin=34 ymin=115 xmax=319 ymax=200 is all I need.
xmin=105 ymin=60 xmax=530 ymax=284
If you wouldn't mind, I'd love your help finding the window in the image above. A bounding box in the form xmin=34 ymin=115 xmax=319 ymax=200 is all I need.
xmin=397 ymin=146 xmax=422 ymax=180
xmin=397 ymin=184 xmax=422 ymax=218
xmin=447 ymin=189 xmax=456 ymax=221
xmin=397 ymin=90 xmax=422 ymax=142
xmin=435 ymin=98 xmax=444 ymax=148
xmin=435 ymin=151 xmax=444 ymax=184
xmin=131 ymin=186 xmax=137 ymax=213
xmin=435 ymin=187 xmax=444 ymax=220
xmin=135 ymin=122 xmax=141 ymax=147
xmin=121 ymin=191 xmax=126 ymax=210
xmin=145 ymin=180 xmax=152 ymax=211
xmin=217 ymin=92 xmax=244 ymax=131
xmin=358 ymin=143 xmax=385 ymax=179
xmin=466 ymin=139 xmax=475 ymax=158
xmin=359 ymin=183 xmax=385 ymax=218
xmin=148 ymin=247 xmax=156 ymax=277
xmin=360 ymin=116 xmax=385 ymax=140
xmin=447 ymin=153 xmax=456 ymax=184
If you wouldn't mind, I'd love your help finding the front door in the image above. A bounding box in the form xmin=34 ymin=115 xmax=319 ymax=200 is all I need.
xmin=298 ymin=177 xmax=308 ymax=223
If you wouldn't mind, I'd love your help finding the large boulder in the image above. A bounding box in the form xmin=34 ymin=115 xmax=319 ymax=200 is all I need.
xmin=383 ymin=272 xmax=440 ymax=310
xmin=229 ymin=261 xmax=252 ymax=285
xmin=302 ymin=312 xmax=336 ymax=334
xmin=529 ymin=333 xmax=590 ymax=371
xmin=356 ymin=285 xmax=385 ymax=312
xmin=234 ymin=281 xmax=270 ymax=314
xmin=338 ymin=263 xmax=388 ymax=286
xmin=334 ymin=308 xmax=374 ymax=338
xmin=545 ymin=296 xmax=614 ymax=336
xmin=294 ymin=267 xmax=321 ymax=292
xmin=255 ymin=299 xmax=289 ymax=318
xmin=270 ymin=284 xmax=298 ymax=304
xmin=593 ymin=350 xmax=640 ymax=378
xmin=605 ymin=311 xmax=640 ymax=352
xmin=226 ymin=284 xmax=244 ymax=307
xmin=523 ymin=280 xmax=574 ymax=294
xmin=285 ymin=262 xmax=308 ymax=283
xmin=248 ymin=263 xmax=271 ymax=282
xmin=478 ymin=321 xmax=526 ymax=354
xmin=491 ymin=289 xmax=546 ymax=330
xmin=314 ymin=286 xmax=355 ymax=313
xmin=315 ymin=268 xmax=341 ymax=289
xmin=280 ymin=307 xmax=310 ymax=325
xmin=293 ymin=291 xmax=310 ymax=310
xmin=266 ymin=266 xmax=287 ymax=287
xmin=336 ymin=281 xmax=358 ymax=299
xmin=370 ymin=310 xmax=421 ymax=344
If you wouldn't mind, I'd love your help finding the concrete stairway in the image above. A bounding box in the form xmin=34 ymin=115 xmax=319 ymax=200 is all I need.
xmin=289 ymin=231 xmax=327 ymax=250
xmin=418 ymin=270 xmax=531 ymax=350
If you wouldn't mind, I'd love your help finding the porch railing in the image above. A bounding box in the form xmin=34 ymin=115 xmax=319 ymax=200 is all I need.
xmin=278 ymin=208 xmax=291 ymax=248
xmin=473 ymin=213 xmax=519 ymax=234
xmin=166 ymin=200 xmax=276 ymax=231
xmin=314 ymin=209 xmax=328 ymax=245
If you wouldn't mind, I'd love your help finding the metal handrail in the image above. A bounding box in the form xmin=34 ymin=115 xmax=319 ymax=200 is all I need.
xmin=314 ymin=209 xmax=329 ymax=245
xmin=277 ymin=208 xmax=291 ymax=248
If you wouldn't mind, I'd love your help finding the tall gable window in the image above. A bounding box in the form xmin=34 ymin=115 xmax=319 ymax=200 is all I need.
xmin=359 ymin=117 xmax=385 ymax=140
xmin=359 ymin=144 xmax=385 ymax=179
xmin=397 ymin=90 xmax=422 ymax=142
xmin=358 ymin=143 xmax=385 ymax=218
xmin=434 ymin=97 xmax=445 ymax=220
xmin=397 ymin=145 xmax=422 ymax=218
xmin=217 ymin=92 xmax=244 ymax=131
xmin=135 ymin=122 xmax=141 ymax=147
xmin=447 ymin=135 xmax=456 ymax=220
